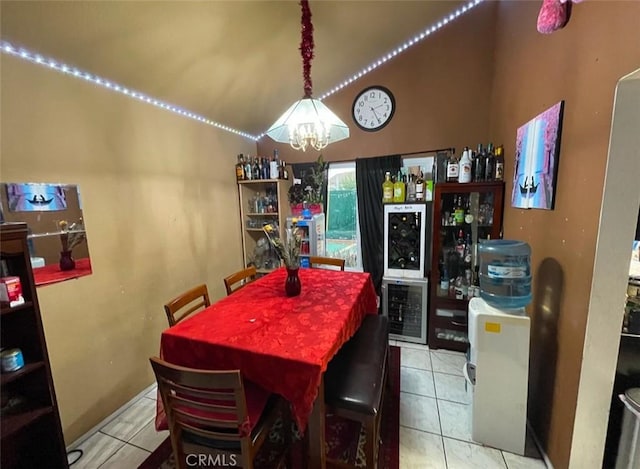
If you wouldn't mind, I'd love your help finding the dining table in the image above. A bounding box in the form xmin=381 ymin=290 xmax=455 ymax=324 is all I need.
xmin=155 ymin=266 xmax=378 ymax=469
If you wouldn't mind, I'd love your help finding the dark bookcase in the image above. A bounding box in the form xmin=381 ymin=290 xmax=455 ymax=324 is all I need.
xmin=1 ymin=223 xmax=68 ymax=469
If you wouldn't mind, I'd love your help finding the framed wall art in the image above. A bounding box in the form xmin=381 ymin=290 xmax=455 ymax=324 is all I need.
xmin=511 ymin=100 xmax=564 ymax=210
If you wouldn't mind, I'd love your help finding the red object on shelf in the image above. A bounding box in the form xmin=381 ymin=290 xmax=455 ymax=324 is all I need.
xmin=0 ymin=276 xmax=23 ymax=306
xmin=33 ymin=257 xmax=92 ymax=286
xmin=290 ymin=203 xmax=323 ymax=216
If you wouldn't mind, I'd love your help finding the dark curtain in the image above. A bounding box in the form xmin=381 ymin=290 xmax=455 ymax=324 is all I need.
xmin=356 ymin=155 xmax=402 ymax=297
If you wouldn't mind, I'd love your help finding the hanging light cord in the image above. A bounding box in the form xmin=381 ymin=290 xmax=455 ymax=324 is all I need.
xmin=300 ymin=0 xmax=314 ymax=99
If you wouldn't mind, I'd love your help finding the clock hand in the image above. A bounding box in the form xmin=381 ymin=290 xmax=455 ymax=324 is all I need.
xmin=370 ymin=107 xmax=382 ymax=123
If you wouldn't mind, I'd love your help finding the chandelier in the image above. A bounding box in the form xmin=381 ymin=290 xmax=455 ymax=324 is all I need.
xmin=266 ymin=0 xmax=349 ymax=152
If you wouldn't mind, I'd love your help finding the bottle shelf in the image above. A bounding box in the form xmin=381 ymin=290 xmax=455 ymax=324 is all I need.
xmin=1 ymin=301 xmax=34 ymax=316
xmin=238 ymin=179 xmax=285 ymax=185
xmin=1 ymin=406 xmax=54 ymax=439
xmin=1 ymin=361 xmax=45 ymax=385
xmin=246 ymin=212 xmax=279 ymax=217
xmin=245 ymin=228 xmax=267 ymax=232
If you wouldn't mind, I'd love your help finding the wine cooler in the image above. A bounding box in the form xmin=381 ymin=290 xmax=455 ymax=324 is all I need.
xmin=383 ymin=203 xmax=431 ymax=279
xmin=382 ymin=277 xmax=428 ymax=343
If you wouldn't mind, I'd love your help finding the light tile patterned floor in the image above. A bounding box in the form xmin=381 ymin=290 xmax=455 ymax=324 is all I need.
xmin=69 ymin=340 xmax=547 ymax=468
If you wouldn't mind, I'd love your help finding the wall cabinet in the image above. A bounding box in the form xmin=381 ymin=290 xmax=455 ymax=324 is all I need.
xmin=238 ymin=179 xmax=292 ymax=275
xmin=0 ymin=223 xmax=68 ymax=469
xmin=428 ymin=182 xmax=504 ymax=351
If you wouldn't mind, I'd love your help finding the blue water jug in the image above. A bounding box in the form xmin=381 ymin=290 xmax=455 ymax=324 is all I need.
xmin=478 ymin=240 xmax=532 ymax=309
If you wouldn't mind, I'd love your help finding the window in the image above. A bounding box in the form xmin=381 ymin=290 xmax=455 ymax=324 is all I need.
xmin=326 ymin=162 xmax=362 ymax=271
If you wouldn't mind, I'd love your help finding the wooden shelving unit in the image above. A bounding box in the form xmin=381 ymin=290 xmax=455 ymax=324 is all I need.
xmin=237 ymin=179 xmax=292 ymax=274
xmin=0 ymin=222 xmax=68 ymax=469
xmin=428 ymin=182 xmax=505 ymax=351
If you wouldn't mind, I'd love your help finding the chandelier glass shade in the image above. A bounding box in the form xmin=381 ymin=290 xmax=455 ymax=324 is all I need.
xmin=266 ymin=0 xmax=349 ymax=151
xmin=266 ymin=97 xmax=349 ymax=151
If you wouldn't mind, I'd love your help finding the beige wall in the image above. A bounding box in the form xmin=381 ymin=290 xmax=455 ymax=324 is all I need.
xmin=0 ymin=56 xmax=255 ymax=443
xmin=488 ymin=2 xmax=640 ymax=468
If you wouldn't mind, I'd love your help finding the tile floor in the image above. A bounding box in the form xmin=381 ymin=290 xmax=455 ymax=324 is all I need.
xmin=69 ymin=341 xmax=548 ymax=468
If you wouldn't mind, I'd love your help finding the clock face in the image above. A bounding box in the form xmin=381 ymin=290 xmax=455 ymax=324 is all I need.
xmin=352 ymin=86 xmax=395 ymax=131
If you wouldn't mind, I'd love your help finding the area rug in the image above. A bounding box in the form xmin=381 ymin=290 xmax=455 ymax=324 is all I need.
xmin=139 ymin=345 xmax=400 ymax=469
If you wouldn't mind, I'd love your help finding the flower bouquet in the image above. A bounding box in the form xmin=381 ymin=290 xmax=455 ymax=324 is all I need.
xmin=263 ymin=222 xmax=304 ymax=297
xmin=262 ymin=222 xmax=302 ymax=269
xmin=58 ymin=219 xmax=86 ymax=271
xmin=59 ymin=219 xmax=86 ymax=252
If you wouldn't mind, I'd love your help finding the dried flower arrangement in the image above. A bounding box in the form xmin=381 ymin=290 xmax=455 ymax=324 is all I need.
xmin=58 ymin=219 xmax=86 ymax=252
xmin=262 ymin=222 xmax=302 ymax=269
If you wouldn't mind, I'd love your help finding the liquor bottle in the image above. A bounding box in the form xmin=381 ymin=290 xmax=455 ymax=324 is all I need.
xmin=472 ymin=265 xmax=481 ymax=298
xmin=235 ymin=154 xmax=245 ymax=181
xmin=464 ymin=197 xmax=473 ymax=224
xmin=244 ymin=155 xmax=252 ymax=180
xmin=464 ymin=233 xmax=472 ymax=265
xmin=440 ymin=265 xmax=450 ymax=294
xmin=406 ymin=173 xmax=417 ymax=202
xmin=270 ymin=150 xmax=280 ymax=179
xmin=455 ymin=229 xmax=465 ymax=258
xmin=253 ymin=157 xmax=261 ymax=180
xmin=382 ymin=172 xmax=394 ymax=203
xmin=484 ymin=143 xmax=496 ymax=182
xmin=282 ymin=161 xmax=289 ymax=180
xmin=474 ymin=143 xmax=486 ymax=182
xmin=458 ymin=148 xmax=472 ymax=183
xmin=494 ymin=145 xmax=505 ymax=181
xmin=415 ymin=169 xmax=425 ymax=201
xmin=393 ymin=170 xmax=406 ymax=203
xmin=462 ymin=269 xmax=472 ymax=299
xmin=454 ymin=196 xmax=465 ymax=225
xmin=262 ymin=157 xmax=270 ymax=180
xmin=446 ymin=152 xmax=459 ymax=182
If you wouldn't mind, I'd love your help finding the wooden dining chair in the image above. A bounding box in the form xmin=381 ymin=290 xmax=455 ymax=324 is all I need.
xmin=224 ymin=266 xmax=257 ymax=296
xmin=149 ymin=357 xmax=288 ymax=469
xmin=308 ymin=256 xmax=346 ymax=271
xmin=164 ymin=284 xmax=210 ymax=327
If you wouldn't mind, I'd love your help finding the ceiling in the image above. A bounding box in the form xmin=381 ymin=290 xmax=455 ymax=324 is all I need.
xmin=1 ymin=1 xmax=469 ymax=137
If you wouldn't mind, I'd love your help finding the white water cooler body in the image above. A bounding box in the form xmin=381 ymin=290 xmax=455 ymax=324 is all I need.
xmin=465 ymin=297 xmax=530 ymax=455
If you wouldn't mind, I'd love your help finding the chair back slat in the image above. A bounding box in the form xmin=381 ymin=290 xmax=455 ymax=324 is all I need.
xmin=309 ymin=256 xmax=346 ymax=271
xmin=164 ymin=284 xmax=210 ymax=326
xmin=150 ymin=356 xmax=284 ymax=469
xmin=150 ymin=357 xmax=249 ymax=435
xmin=224 ymin=266 xmax=257 ymax=296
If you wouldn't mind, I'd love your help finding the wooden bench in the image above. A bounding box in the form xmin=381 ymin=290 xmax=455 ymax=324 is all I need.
xmin=324 ymin=315 xmax=390 ymax=469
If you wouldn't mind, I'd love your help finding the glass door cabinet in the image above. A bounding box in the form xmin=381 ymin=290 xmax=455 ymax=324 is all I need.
xmin=428 ymin=182 xmax=504 ymax=351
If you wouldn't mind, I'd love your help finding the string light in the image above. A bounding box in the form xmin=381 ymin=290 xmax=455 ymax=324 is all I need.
xmin=0 ymin=0 xmax=482 ymax=138
xmin=318 ymin=0 xmax=484 ymax=101
xmin=0 ymin=39 xmax=260 ymax=141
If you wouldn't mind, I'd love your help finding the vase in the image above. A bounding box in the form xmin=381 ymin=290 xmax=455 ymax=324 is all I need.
xmin=59 ymin=250 xmax=76 ymax=271
xmin=285 ymin=267 xmax=301 ymax=297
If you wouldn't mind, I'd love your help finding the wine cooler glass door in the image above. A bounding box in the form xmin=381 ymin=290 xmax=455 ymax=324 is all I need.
xmin=382 ymin=277 xmax=428 ymax=343
xmin=384 ymin=204 xmax=427 ymax=279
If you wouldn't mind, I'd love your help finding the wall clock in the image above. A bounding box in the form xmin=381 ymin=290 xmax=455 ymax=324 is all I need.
xmin=352 ymin=86 xmax=396 ymax=132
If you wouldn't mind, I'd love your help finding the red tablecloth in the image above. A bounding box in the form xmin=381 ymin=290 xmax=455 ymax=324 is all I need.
xmin=156 ymin=267 xmax=378 ymax=432
xmin=33 ymin=257 xmax=92 ymax=286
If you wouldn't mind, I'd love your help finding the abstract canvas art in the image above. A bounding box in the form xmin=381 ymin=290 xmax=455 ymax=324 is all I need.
xmin=511 ymin=101 xmax=564 ymax=210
